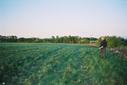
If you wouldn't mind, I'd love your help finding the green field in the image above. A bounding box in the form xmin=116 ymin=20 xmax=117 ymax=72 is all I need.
xmin=0 ymin=43 xmax=127 ymax=85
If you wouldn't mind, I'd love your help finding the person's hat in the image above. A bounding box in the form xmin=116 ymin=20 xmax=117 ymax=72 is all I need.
xmin=101 ymin=37 xmax=105 ymax=40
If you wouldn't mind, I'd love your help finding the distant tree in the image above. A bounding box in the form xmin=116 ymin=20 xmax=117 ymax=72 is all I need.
xmin=56 ymin=36 xmax=59 ymax=43
xmin=51 ymin=36 xmax=55 ymax=43
xmin=9 ymin=36 xmax=17 ymax=42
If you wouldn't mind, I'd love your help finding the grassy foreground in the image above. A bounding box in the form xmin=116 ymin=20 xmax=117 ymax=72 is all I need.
xmin=0 ymin=43 xmax=127 ymax=85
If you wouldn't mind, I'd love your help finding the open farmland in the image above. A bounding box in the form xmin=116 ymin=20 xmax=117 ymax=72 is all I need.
xmin=0 ymin=43 xmax=127 ymax=85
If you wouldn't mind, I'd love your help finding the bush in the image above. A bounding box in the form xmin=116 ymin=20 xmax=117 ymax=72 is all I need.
xmin=96 ymin=36 xmax=126 ymax=48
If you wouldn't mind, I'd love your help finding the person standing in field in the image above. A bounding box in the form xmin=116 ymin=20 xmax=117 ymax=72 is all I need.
xmin=99 ymin=37 xmax=107 ymax=57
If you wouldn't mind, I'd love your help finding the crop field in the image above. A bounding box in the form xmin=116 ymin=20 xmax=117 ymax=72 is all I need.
xmin=0 ymin=43 xmax=127 ymax=85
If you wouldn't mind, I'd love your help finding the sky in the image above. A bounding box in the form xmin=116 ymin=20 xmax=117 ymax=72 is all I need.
xmin=0 ymin=0 xmax=127 ymax=38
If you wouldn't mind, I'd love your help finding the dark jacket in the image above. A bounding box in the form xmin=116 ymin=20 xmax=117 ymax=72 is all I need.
xmin=100 ymin=40 xmax=107 ymax=48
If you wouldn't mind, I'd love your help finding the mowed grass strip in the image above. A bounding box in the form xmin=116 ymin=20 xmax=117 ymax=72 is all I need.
xmin=0 ymin=43 xmax=127 ymax=85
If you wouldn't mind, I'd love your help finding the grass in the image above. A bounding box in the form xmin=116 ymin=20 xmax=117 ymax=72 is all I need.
xmin=0 ymin=43 xmax=127 ymax=85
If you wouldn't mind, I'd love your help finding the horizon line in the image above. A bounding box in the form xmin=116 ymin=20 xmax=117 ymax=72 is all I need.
xmin=0 ymin=34 xmax=127 ymax=39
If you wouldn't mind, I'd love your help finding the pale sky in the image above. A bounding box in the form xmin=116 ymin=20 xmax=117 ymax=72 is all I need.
xmin=0 ymin=0 xmax=127 ymax=38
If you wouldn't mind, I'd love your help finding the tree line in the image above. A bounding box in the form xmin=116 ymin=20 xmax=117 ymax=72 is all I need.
xmin=0 ymin=35 xmax=127 ymax=47
xmin=0 ymin=35 xmax=97 ymax=44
